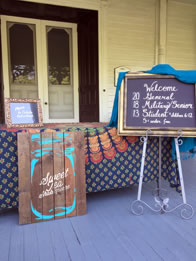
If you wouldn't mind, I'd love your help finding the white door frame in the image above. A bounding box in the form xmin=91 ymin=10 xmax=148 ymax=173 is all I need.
xmin=41 ymin=20 xmax=79 ymax=123
xmin=1 ymin=15 xmax=79 ymax=123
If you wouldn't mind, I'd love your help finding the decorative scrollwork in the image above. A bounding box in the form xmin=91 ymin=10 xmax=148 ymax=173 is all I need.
xmin=130 ymin=200 xmax=144 ymax=215
xmin=177 ymin=138 xmax=183 ymax=146
xmin=176 ymin=130 xmax=183 ymax=146
xmin=140 ymin=129 xmax=152 ymax=143
xmin=181 ymin=204 xmax=194 ymax=220
xmin=130 ymin=199 xmax=194 ymax=219
xmin=140 ymin=136 xmax=146 ymax=143
xmin=130 ymin=200 xmax=162 ymax=216
xmin=162 ymin=203 xmax=194 ymax=220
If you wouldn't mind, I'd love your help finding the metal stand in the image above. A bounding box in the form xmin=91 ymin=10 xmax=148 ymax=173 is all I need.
xmin=131 ymin=130 xmax=194 ymax=219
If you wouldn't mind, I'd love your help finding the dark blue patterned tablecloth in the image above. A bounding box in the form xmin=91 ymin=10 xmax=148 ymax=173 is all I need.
xmin=0 ymin=127 xmax=179 ymax=210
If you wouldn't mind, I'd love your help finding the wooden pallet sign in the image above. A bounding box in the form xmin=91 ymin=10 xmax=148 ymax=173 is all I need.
xmin=18 ymin=131 xmax=86 ymax=224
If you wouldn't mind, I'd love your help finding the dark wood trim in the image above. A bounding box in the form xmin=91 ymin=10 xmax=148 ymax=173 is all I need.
xmin=0 ymin=0 xmax=95 ymax=24
xmin=78 ymin=12 xmax=99 ymax=122
xmin=0 ymin=26 xmax=4 ymax=124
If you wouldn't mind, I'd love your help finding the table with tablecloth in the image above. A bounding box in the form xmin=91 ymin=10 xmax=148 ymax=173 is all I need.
xmin=0 ymin=123 xmax=180 ymax=211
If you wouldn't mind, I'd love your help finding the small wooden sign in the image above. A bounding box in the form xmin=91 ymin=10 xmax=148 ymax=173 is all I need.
xmin=118 ymin=73 xmax=196 ymax=137
xmin=5 ymin=98 xmax=43 ymax=128
xmin=18 ymin=131 xmax=86 ymax=224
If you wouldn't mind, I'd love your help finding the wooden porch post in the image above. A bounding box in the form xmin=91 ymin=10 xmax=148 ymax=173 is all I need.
xmin=158 ymin=0 xmax=167 ymax=64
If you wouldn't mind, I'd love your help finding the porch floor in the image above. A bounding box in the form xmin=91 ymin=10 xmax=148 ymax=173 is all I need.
xmin=1 ymin=158 xmax=196 ymax=261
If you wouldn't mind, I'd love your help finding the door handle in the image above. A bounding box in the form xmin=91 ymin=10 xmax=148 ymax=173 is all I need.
xmin=44 ymin=102 xmax=48 ymax=105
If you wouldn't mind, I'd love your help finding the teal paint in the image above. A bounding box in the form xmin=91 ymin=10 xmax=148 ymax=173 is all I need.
xmin=31 ymin=159 xmax=39 ymax=184
xmin=63 ymin=148 xmax=76 ymax=176
xmin=31 ymin=132 xmax=77 ymax=220
xmin=31 ymin=194 xmax=76 ymax=220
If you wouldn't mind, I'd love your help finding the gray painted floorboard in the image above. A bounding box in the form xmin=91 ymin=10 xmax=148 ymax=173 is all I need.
xmin=23 ymin=223 xmax=40 ymax=261
xmin=1 ymin=156 xmax=196 ymax=261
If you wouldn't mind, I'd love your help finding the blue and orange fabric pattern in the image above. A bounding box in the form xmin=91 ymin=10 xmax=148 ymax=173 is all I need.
xmin=0 ymin=125 xmax=179 ymax=211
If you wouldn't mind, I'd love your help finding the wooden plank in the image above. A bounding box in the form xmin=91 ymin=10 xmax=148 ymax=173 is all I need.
xmin=8 ymin=225 xmax=24 ymax=261
xmin=23 ymin=223 xmax=40 ymax=261
xmin=47 ymin=220 xmax=71 ymax=261
xmin=91 ymin=192 xmax=163 ymax=261
xmin=86 ymin=195 xmax=144 ymax=261
xmin=97 ymin=196 xmax=177 ymax=261
xmin=70 ymin=209 xmax=133 ymax=261
xmin=58 ymin=219 xmax=86 ymax=261
xmin=35 ymin=222 xmax=56 ymax=261
xmin=148 ymin=212 xmax=196 ymax=260
xmin=41 ymin=132 xmax=54 ymax=221
xmin=30 ymin=132 xmax=43 ymax=223
xmin=0 ymin=212 xmax=16 ymax=261
xmin=53 ymin=132 xmax=65 ymax=219
xmin=64 ymin=132 xmax=76 ymax=217
xmin=18 ymin=132 xmax=31 ymax=225
xmin=74 ymin=132 xmax=86 ymax=216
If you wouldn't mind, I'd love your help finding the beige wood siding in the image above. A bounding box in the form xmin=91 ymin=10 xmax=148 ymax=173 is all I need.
xmin=105 ymin=0 xmax=157 ymax=120
xmin=166 ymin=0 xmax=196 ymax=69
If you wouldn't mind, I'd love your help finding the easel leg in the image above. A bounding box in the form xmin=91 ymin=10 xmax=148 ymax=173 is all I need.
xmin=158 ymin=136 xmax=162 ymax=191
xmin=137 ymin=137 xmax=148 ymax=201
xmin=131 ymin=135 xmax=194 ymax=219
xmin=160 ymin=137 xmax=194 ymax=219
xmin=154 ymin=137 xmax=167 ymax=212
xmin=175 ymin=138 xmax=187 ymax=204
xmin=131 ymin=132 xmax=162 ymax=215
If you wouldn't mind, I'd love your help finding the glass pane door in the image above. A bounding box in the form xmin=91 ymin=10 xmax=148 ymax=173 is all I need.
xmin=46 ymin=26 xmax=74 ymax=119
xmin=7 ymin=22 xmax=38 ymax=99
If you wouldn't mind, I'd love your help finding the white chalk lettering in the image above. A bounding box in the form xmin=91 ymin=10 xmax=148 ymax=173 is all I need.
xmin=150 ymin=119 xmax=161 ymax=124
xmin=143 ymin=92 xmax=175 ymax=100
xmin=142 ymin=109 xmax=168 ymax=118
xmin=170 ymin=112 xmax=184 ymax=118
xmin=171 ymin=101 xmax=193 ymax=109
xmin=163 ymin=118 xmax=171 ymax=125
xmin=15 ymin=106 xmax=25 ymax=111
xmin=142 ymin=101 xmax=173 ymax=111
xmin=144 ymin=81 xmax=178 ymax=92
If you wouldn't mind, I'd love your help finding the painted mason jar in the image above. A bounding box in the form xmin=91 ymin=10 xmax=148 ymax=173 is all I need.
xmin=30 ymin=131 xmax=76 ymax=221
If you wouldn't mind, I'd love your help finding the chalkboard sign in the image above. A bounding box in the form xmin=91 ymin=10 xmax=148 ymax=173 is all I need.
xmin=118 ymin=73 xmax=196 ymax=137
xmin=5 ymin=98 xmax=43 ymax=128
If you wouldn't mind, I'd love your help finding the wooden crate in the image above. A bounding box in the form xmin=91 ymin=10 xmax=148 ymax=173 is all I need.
xmin=18 ymin=131 xmax=86 ymax=224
